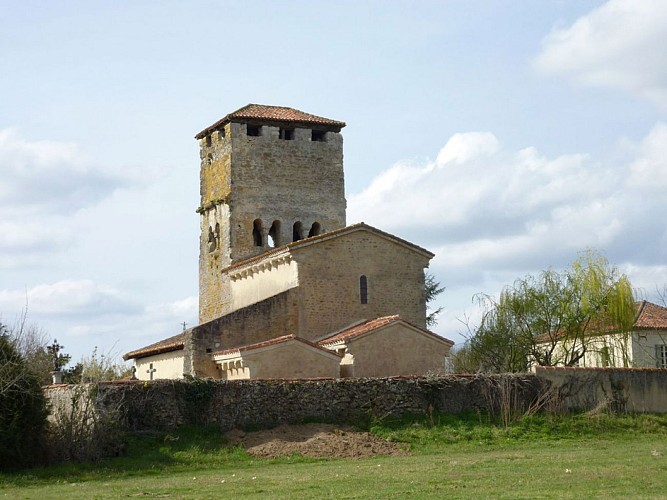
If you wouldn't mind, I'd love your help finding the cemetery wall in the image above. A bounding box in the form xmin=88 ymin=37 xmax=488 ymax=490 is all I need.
xmin=44 ymin=369 xmax=667 ymax=433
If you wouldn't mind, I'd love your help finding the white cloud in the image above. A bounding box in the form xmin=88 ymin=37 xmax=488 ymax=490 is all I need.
xmin=0 ymin=280 xmax=140 ymax=318
xmin=628 ymin=122 xmax=667 ymax=189
xmin=349 ymin=130 xmax=621 ymax=255
xmin=350 ymin=123 xmax=667 ymax=342
xmin=0 ymin=128 xmax=138 ymax=214
xmin=0 ymin=128 xmax=156 ymax=269
xmin=535 ymin=0 xmax=667 ymax=109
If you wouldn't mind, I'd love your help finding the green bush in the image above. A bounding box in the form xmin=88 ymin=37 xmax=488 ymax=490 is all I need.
xmin=0 ymin=334 xmax=48 ymax=469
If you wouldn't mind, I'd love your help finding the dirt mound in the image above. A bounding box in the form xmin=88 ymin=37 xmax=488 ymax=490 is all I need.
xmin=226 ymin=423 xmax=408 ymax=459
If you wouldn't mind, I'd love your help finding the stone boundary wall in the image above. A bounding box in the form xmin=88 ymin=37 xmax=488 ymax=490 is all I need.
xmin=44 ymin=369 xmax=667 ymax=433
xmin=534 ymin=366 xmax=667 ymax=413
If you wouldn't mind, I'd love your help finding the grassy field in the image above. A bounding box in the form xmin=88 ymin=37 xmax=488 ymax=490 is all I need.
xmin=2 ymin=414 xmax=667 ymax=499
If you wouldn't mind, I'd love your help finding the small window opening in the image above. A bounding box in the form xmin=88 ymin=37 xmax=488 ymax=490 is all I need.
xmin=207 ymin=225 xmax=217 ymax=253
xmin=268 ymin=220 xmax=280 ymax=248
xmin=293 ymin=221 xmax=304 ymax=242
xmin=308 ymin=222 xmax=321 ymax=238
xmin=253 ymin=219 xmax=263 ymax=247
xmin=656 ymin=345 xmax=667 ymax=368
xmin=359 ymin=275 xmax=368 ymax=304
xmin=205 ymin=135 xmax=212 ymax=147
xmin=600 ymin=346 xmax=611 ymax=368
xmin=279 ymin=128 xmax=294 ymax=140
xmin=247 ymin=125 xmax=261 ymax=137
xmin=205 ymin=348 xmax=212 ymax=354
xmin=217 ymin=127 xmax=226 ymax=139
xmin=312 ymin=130 xmax=327 ymax=142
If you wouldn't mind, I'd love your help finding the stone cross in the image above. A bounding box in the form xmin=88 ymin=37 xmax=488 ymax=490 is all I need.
xmin=147 ymin=363 xmax=156 ymax=380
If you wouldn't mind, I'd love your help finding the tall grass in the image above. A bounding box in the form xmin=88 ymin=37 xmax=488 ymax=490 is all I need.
xmin=370 ymin=411 xmax=667 ymax=450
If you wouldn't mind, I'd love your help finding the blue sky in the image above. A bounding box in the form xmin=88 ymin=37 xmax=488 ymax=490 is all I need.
xmin=2 ymin=0 xmax=666 ymax=364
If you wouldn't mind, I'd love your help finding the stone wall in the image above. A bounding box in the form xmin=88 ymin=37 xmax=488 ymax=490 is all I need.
xmin=44 ymin=375 xmax=543 ymax=432
xmin=535 ymin=366 xmax=667 ymax=413
xmin=185 ymin=289 xmax=300 ymax=378
xmin=197 ymin=119 xmax=347 ymax=323
xmin=294 ymin=230 xmax=431 ymax=339
xmin=44 ymin=370 xmax=667 ymax=435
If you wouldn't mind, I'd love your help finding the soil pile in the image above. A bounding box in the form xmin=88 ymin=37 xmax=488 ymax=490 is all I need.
xmin=226 ymin=423 xmax=408 ymax=459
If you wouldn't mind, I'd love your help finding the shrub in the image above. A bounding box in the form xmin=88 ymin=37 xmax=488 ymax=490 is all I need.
xmin=0 ymin=332 xmax=49 ymax=469
xmin=46 ymin=384 xmax=126 ymax=463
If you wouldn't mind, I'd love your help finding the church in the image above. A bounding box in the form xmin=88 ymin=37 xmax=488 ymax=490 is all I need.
xmin=124 ymin=104 xmax=453 ymax=380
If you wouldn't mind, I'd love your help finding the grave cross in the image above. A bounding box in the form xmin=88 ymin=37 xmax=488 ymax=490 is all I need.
xmin=146 ymin=362 xmax=156 ymax=380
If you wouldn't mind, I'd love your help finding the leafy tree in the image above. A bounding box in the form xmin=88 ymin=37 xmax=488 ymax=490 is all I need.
xmin=0 ymin=324 xmax=48 ymax=469
xmin=464 ymin=250 xmax=635 ymax=372
xmin=62 ymin=362 xmax=84 ymax=384
xmin=425 ymin=271 xmax=445 ymax=328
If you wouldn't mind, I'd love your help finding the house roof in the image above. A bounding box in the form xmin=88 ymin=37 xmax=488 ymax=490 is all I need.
xmin=223 ymin=222 xmax=434 ymax=275
xmin=195 ymin=104 xmax=346 ymax=139
xmin=123 ymin=331 xmax=187 ymax=361
xmin=213 ymin=334 xmax=342 ymax=358
xmin=634 ymin=300 xmax=667 ymax=330
xmin=536 ymin=300 xmax=667 ymax=343
xmin=318 ymin=315 xmax=454 ymax=347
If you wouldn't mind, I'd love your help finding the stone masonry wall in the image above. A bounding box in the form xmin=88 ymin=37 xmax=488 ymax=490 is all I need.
xmin=45 ymin=375 xmax=544 ymax=433
xmin=198 ymin=120 xmax=347 ymax=323
xmin=185 ymin=288 xmax=300 ymax=378
xmin=198 ymin=125 xmax=233 ymax=323
xmin=535 ymin=366 xmax=667 ymax=413
xmin=227 ymin=122 xmax=346 ymax=264
xmin=44 ymin=370 xmax=667 ymax=435
xmin=294 ymin=230 xmax=430 ymax=340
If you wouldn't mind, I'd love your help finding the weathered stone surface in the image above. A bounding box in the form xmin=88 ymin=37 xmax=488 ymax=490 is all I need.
xmin=198 ymin=119 xmax=346 ymax=323
xmin=45 ymin=375 xmax=543 ymax=432
xmin=45 ymin=370 xmax=667 ymax=434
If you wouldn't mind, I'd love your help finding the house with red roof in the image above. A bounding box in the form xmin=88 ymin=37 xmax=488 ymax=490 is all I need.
xmin=124 ymin=105 xmax=453 ymax=380
xmin=533 ymin=300 xmax=667 ymax=368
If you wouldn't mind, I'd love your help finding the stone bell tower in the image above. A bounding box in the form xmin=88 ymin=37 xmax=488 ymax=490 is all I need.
xmin=194 ymin=104 xmax=347 ymax=323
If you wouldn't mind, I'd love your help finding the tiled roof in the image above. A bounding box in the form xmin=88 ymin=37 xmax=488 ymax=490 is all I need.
xmin=123 ymin=332 xmax=187 ymax=360
xmin=536 ymin=301 xmax=667 ymax=343
xmin=319 ymin=315 xmax=454 ymax=346
xmin=223 ymin=222 xmax=434 ymax=274
xmin=195 ymin=104 xmax=346 ymax=139
xmin=214 ymin=334 xmax=343 ymax=358
xmin=634 ymin=300 xmax=667 ymax=330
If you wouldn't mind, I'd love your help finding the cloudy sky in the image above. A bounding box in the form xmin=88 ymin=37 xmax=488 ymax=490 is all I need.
xmin=2 ymin=0 xmax=667 ymax=364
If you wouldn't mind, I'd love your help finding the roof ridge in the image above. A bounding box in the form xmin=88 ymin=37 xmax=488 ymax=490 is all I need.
xmin=222 ymin=222 xmax=434 ymax=274
xmin=214 ymin=334 xmax=342 ymax=358
xmin=195 ymin=104 xmax=346 ymax=139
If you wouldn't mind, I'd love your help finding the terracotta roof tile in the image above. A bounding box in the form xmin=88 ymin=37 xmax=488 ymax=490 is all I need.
xmin=319 ymin=315 xmax=454 ymax=346
xmin=123 ymin=332 xmax=187 ymax=360
xmin=536 ymin=301 xmax=667 ymax=343
xmin=195 ymin=104 xmax=346 ymax=139
xmin=214 ymin=334 xmax=342 ymax=358
xmin=634 ymin=300 xmax=667 ymax=330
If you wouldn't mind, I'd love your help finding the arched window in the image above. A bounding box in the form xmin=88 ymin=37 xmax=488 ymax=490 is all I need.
xmin=359 ymin=275 xmax=368 ymax=304
xmin=252 ymin=219 xmax=263 ymax=247
xmin=308 ymin=222 xmax=321 ymax=238
xmin=268 ymin=220 xmax=280 ymax=248
xmin=207 ymin=226 xmax=217 ymax=252
xmin=293 ymin=221 xmax=304 ymax=242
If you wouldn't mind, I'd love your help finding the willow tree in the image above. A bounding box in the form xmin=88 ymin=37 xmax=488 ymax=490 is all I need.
xmin=465 ymin=250 xmax=635 ymax=372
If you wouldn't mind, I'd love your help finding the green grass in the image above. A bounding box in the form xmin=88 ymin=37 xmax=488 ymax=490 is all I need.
xmin=2 ymin=414 xmax=667 ymax=498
